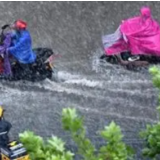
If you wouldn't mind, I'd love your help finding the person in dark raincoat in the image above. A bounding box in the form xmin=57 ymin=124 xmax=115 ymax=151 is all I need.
xmin=0 ymin=106 xmax=12 ymax=148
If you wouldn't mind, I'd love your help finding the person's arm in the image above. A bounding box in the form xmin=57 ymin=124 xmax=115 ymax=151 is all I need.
xmin=7 ymin=34 xmax=26 ymax=55
xmin=3 ymin=33 xmax=12 ymax=48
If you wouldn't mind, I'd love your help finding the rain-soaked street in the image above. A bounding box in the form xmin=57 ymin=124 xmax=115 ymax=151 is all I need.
xmin=0 ymin=2 xmax=160 ymax=159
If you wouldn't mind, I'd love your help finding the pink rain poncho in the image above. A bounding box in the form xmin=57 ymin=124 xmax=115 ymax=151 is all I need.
xmin=102 ymin=7 xmax=160 ymax=57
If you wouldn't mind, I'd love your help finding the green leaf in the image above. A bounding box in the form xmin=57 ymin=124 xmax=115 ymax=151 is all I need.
xmin=19 ymin=130 xmax=74 ymax=160
xmin=101 ymin=121 xmax=123 ymax=142
xmin=47 ymin=136 xmax=65 ymax=153
xmin=62 ymin=108 xmax=96 ymax=160
xmin=99 ymin=121 xmax=134 ymax=160
xmin=149 ymin=66 xmax=160 ymax=76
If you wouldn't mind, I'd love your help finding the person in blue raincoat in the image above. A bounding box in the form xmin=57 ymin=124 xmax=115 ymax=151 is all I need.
xmin=7 ymin=20 xmax=36 ymax=64
xmin=7 ymin=20 xmax=36 ymax=78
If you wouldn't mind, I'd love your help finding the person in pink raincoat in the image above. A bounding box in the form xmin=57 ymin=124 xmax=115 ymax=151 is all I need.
xmin=102 ymin=7 xmax=160 ymax=60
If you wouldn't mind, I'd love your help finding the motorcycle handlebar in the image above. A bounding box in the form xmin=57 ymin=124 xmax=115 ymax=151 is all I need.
xmin=1 ymin=24 xmax=10 ymax=30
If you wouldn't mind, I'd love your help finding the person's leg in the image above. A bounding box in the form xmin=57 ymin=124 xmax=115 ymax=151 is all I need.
xmin=18 ymin=63 xmax=33 ymax=80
